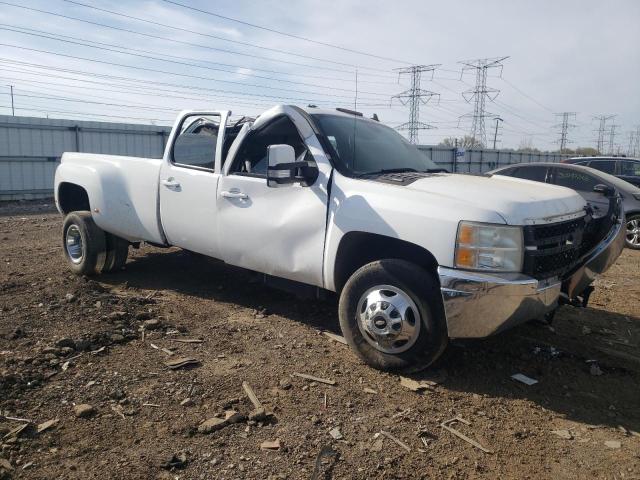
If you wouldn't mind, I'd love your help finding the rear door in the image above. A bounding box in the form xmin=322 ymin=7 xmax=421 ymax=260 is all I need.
xmin=215 ymin=107 xmax=332 ymax=287
xmin=159 ymin=111 xmax=229 ymax=257
xmin=550 ymin=166 xmax=609 ymax=216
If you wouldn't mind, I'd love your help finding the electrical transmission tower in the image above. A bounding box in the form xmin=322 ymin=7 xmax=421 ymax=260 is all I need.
xmin=391 ymin=65 xmax=440 ymax=144
xmin=458 ymin=56 xmax=508 ymax=147
xmin=593 ymin=114 xmax=615 ymax=153
xmin=608 ymin=122 xmax=619 ymax=154
xmin=627 ymin=130 xmax=637 ymax=157
xmin=553 ymin=112 xmax=576 ymax=152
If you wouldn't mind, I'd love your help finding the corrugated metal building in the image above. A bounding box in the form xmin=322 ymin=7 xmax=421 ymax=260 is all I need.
xmin=0 ymin=114 xmax=571 ymax=200
xmin=0 ymin=115 xmax=171 ymax=200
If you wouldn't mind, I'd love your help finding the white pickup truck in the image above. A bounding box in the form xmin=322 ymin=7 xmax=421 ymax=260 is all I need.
xmin=55 ymin=105 xmax=625 ymax=371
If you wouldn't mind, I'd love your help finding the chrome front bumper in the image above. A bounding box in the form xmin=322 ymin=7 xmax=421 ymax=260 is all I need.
xmin=439 ymin=213 xmax=625 ymax=339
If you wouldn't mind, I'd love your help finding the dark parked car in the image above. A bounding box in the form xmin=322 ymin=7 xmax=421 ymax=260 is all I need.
xmin=561 ymin=156 xmax=640 ymax=188
xmin=488 ymin=162 xmax=640 ymax=249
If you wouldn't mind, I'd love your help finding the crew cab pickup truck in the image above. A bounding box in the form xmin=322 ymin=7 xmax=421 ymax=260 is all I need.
xmin=55 ymin=105 xmax=625 ymax=372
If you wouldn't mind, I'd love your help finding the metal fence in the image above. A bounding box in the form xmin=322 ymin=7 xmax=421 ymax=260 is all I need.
xmin=0 ymin=114 xmax=573 ymax=201
xmin=417 ymin=145 xmax=572 ymax=173
xmin=0 ymin=115 xmax=171 ymax=200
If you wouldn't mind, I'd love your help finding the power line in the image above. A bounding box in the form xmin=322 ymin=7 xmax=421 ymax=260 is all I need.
xmin=58 ymin=0 xmax=394 ymax=74
xmin=391 ymin=65 xmax=441 ymax=144
xmin=0 ymin=59 xmax=364 ymax=106
xmin=553 ymin=112 xmax=577 ymax=151
xmin=459 ymin=57 xmax=508 ymax=146
xmin=0 ymin=43 xmax=387 ymax=102
xmin=0 ymin=25 xmax=390 ymax=98
xmin=155 ymin=0 xmax=413 ymax=65
xmin=0 ymin=1 xmax=394 ymax=79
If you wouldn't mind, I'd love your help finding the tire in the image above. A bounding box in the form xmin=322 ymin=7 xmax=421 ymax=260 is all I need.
xmin=626 ymin=214 xmax=640 ymax=250
xmin=103 ymin=233 xmax=129 ymax=273
xmin=338 ymin=259 xmax=448 ymax=372
xmin=62 ymin=211 xmax=107 ymax=276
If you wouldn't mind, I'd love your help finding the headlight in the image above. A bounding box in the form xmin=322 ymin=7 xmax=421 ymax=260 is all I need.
xmin=455 ymin=221 xmax=523 ymax=272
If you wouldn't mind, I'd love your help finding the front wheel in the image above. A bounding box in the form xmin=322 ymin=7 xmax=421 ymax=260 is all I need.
xmin=338 ymin=259 xmax=448 ymax=372
xmin=626 ymin=214 xmax=640 ymax=250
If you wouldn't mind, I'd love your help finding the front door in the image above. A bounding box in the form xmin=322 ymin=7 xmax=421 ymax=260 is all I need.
xmin=159 ymin=111 xmax=228 ymax=257
xmin=216 ymin=110 xmax=332 ymax=287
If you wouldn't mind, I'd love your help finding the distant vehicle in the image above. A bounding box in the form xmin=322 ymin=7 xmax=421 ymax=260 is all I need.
xmin=561 ymin=156 xmax=640 ymax=188
xmin=488 ymin=162 xmax=640 ymax=249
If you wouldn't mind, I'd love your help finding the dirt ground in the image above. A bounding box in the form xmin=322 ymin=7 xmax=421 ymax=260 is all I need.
xmin=1 ymin=201 xmax=639 ymax=480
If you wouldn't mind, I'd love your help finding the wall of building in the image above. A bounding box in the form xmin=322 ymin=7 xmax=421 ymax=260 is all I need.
xmin=0 ymin=114 xmax=572 ymax=201
xmin=417 ymin=145 xmax=571 ymax=173
xmin=0 ymin=115 xmax=171 ymax=200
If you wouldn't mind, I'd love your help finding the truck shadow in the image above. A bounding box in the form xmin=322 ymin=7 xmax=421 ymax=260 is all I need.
xmin=101 ymin=246 xmax=640 ymax=434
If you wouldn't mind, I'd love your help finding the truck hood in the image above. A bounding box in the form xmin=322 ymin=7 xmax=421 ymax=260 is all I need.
xmin=405 ymin=174 xmax=587 ymax=225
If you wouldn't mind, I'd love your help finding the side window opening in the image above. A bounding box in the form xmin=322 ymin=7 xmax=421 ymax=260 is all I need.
xmin=230 ymin=116 xmax=310 ymax=177
xmin=588 ymin=160 xmax=616 ymax=174
xmin=511 ymin=166 xmax=548 ymax=182
xmin=553 ymin=168 xmax=598 ymax=192
xmin=172 ymin=115 xmax=220 ymax=170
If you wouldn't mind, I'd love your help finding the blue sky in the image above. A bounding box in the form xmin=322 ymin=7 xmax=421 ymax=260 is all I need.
xmin=0 ymin=0 xmax=638 ymax=151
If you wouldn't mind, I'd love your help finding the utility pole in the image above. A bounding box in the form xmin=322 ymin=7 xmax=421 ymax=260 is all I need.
xmin=10 ymin=85 xmax=15 ymax=116
xmin=391 ymin=65 xmax=440 ymax=144
xmin=492 ymin=117 xmax=503 ymax=150
xmin=593 ymin=114 xmax=615 ymax=153
xmin=459 ymin=56 xmax=508 ymax=147
xmin=553 ymin=112 xmax=576 ymax=152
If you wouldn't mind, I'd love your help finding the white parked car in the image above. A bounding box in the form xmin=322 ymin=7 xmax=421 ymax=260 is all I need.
xmin=55 ymin=105 xmax=625 ymax=372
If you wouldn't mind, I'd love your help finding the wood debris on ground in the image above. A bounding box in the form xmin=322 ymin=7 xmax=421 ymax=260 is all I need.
xmin=165 ymin=357 xmax=200 ymax=369
xmin=292 ymin=372 xmax=336 ymax=385
xmin=322 ymin=331 xmax=348 ymax=345
xmin=440 ymin=417 xmax=493 ymax=454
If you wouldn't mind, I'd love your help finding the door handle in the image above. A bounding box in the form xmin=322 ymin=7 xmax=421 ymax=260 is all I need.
xmin=162 ymin=179 xmax=181 ymax=189
xmin=221 ymin=190 xmax=249 ymax=200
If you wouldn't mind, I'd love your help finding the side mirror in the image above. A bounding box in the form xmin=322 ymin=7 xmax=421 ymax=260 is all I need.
xmin=593 ymin=184 xmax=616 ymax=197
xmin=267 ymin=144 xmax=319 ymax=188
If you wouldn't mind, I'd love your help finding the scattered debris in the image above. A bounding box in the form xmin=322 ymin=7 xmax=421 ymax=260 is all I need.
xmin=604 ymin=440 xmax=621 ymax=449
xmin=511 ymin=373 xmax=539 ymax=386
xmin=440 ymin=418 xmax=493 ymax=454
xmin=180 ymin=398 xmax=194 ymax=407
xmin=0 ymin=415 xmax=32 ymax=423
xmin=329 ymin=427 xmax=343 ymax=440
xmin=590 ymin=363 xmax=604 ymax=376
xmin=292 ymin=372 xmax=336 ymax=385
xmin=165 ymin=357 xmax=200 ymax=369
xmin=142 ymin=403 xmax=161 ymax=408
xmin=74 ymin=404 xmax=95 ymax=418
xmin=2 ymin=422 xmax=34 ymax=440
xmin=322 ymin=331 xmax=347 ymax=345
xmin=170 ymin=338 xmax=204 ymax=344
xmin=159 ymin=452 xmax=188 ymax=470
xmin=399 ymin=376 xmax=435 ymax=392
xmin=150 ymin=343 xmax=174 ymax=356
xmin=369 ymin=437 xmax=384 ymax=452
xmin=363 ymin=387 xmax=378 ymax=394
xmin=551 ymin=429 xmax=573 ymax=440
xmin=310 ymin=445 xmax=339 ymax=480
xmin=36 ymin=418 xmax=59 ymax=433
xmin=198 ymin=417 xmax=227 ymax=434
xmin=380 ymin=430 xmax=411 ymax=453
xmin=242 ymin=381 xmax=269 ymax=421
xmin=260 ymin=439 xmax=281 ymax=450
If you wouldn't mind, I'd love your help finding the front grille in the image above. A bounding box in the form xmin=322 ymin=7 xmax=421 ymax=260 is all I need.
xmin=523 ymin=217 xmax=586 ymax=280
xmin=522 ymin=196 xmax=620 ymax=280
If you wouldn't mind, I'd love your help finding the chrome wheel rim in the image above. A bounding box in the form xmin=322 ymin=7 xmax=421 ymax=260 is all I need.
xmin=65 ymin=224 xmax=84 ymax=264
xmin=356 ymin=284 xmax=421 ymax=354
xmin=627 ymin=218 xmax=640 ymax=246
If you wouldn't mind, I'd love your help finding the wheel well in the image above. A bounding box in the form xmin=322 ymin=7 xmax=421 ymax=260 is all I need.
xmin=333 ymin=231 xmax=439 ymax=293
xmin=626 ymin=211 xmax=640 ymax=219
xmin=58 ymin=183 xmax=90 ymax=214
